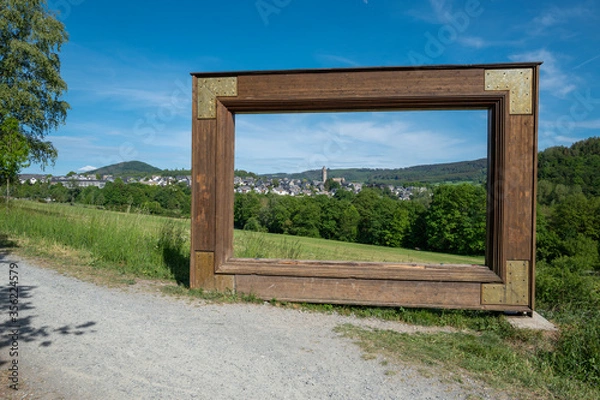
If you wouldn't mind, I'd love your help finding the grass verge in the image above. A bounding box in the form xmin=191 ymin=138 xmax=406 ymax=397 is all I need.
xmin=334 ymin=323 xmax=598 ymax=400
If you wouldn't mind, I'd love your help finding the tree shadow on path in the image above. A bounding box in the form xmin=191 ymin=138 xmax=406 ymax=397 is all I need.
xmin=0 ymin=243 xmax=97 ymax=368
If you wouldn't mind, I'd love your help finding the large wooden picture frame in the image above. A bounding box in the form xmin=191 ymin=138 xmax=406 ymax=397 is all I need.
xmin=190 ymin=62 xmax=540 ymax=313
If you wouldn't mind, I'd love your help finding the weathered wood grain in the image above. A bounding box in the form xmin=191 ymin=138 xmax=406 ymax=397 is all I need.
xmin=235 ymin=275 xmax=482 ymax=308
xmin=219 ymin=259 xmax=501 ymax=283
xmin=214 ymin=101 xmax=235 ymax=268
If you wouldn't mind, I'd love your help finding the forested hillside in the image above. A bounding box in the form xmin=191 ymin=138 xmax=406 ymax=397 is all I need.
xmin=89 ymin=161 xmax=162 ymax=177
xmin=535 ymin=138 xmax=600 ymax=292
xmin=538 ymin=136 xmax=600 ymax=198
xmin=269 ymin=158 xmax=488 ymax=184
xmin=86 ymin=157 xmax=488 ymax=185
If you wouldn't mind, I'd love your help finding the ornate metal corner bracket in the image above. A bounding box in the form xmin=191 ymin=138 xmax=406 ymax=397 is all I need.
xmin=481 ymin=261 xmax=529 ymax=306
xmin=485 ymin=69 xmax=533 ymax=115
xmin=197 ymin=77 xmax=238 ymax=119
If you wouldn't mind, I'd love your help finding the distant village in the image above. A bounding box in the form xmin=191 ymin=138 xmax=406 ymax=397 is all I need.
xmin=18 ymin=166 xmax=427 ymax=200
xmin=233 ymin=176 xmax=426 ymax=200
xmin=18 ymin=173 xmax=192 ymax=189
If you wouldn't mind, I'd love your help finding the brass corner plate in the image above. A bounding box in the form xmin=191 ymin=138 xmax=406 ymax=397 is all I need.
xmin=194 ymin=250 xmax=215 ymax=284
xmin=193 ymin=250 xmax=235 ymax=291
xmin=197 ymin=77 xmax=238 ymax=119
xmin=482 ymin=260 xmax=529 ymax=306
xmin=484 ymin=69 xmax=533 ymax=115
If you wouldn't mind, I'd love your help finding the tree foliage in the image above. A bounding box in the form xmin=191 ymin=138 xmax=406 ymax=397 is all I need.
xmin=425 ymin=184 xmax=487 ymax=255
xmin=0 ymin=0 xmax=69 ymax=167
xmin=0 ymin=116 xmax=29 ymax=183
xmin=538 ymin=137 xmax=600 ymax=197
xmin=229 ymin=185 xmax=487 ymax=255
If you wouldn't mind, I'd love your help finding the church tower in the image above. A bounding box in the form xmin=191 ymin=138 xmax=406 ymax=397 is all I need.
xmin=322 ymin=166 xmax=327 ymax=182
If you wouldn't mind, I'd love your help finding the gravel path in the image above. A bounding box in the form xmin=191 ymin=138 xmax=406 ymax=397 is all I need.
xmin=1 ymin=254 xmax=501 ymax=399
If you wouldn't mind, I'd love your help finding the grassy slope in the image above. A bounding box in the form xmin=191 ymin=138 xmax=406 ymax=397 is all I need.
xmin=234 ymin=230 xmax=484 ymax=265
xmin=2 ymin=200 xmax=483 ymax=270
xmin=1 ymin=200 xmax=189 ymax=280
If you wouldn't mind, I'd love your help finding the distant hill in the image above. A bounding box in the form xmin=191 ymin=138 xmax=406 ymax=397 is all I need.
xmin=89 ymin=161 xmax=162 ymax=177
xmin=88 ymin=157 xmax=488 ymax=185
xmin=266 ymin=158 xmax=488 ymax=185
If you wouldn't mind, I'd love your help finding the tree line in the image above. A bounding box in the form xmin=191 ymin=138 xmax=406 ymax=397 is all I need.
xmin=235 ymin=184 xmax=487 ymax=256
xmin=12 ymin=179 xmax=191 ymax=218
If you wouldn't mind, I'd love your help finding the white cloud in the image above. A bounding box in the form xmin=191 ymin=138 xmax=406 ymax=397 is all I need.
xmin=532 ymin=11 xmax=559 ymax=29
xmin=315 ymin=54 xmax=361 ymax=67
xmin=457 ymin=36 xmax=525 ymax=50
xmin=96 ymin=88 xmax=179 ymax=109
xmin=405 ymin=0 xmax=456 ymax=24
xmin=235 ymin=112 xmax=487 ymax=174
xmin=62 ymin=42 xmax=193 ymax=114
xmin=147 ymin=129 xmax=191 ymax=149
xmin=428 ymin=0 xmax=455 ymax=24
xmin=78 ymin=165 xmax=98 ymax=172
xmin=572 ymin=119 xmax=600 ymax=129
xmin=59 ymin=121 xmax=128 ymax=138
xmin=531 ymin=5 xmax=589 ymax=34
xmin=537 ymin=117 xmax=600 ymax=150
xmin=457 ymin=36 xmax=487 ymax=49
xmin=525 ymin=4 xmax=595 ymax=43
xmin=541 ymin=118 xmax=600 ymax=133
xmin=538 ymin=129 xmax=579 ymax=149
xmin=510 ymin=49 xmax=576 ymax=97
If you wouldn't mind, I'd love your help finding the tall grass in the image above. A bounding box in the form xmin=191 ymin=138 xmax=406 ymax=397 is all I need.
xmin=1 ymin=200 xmax=190 ymax=280
xmin=233 ymin=230 xmax=484 ymax=265
xmin=235 ymin=231 xmax=303 ymax=259
xmin=2 ymin=200 xmax=485 ymax=285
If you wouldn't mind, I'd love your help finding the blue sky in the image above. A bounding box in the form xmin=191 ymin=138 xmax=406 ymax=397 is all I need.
xmin=23 ymin=0 xmax=600 ymax=175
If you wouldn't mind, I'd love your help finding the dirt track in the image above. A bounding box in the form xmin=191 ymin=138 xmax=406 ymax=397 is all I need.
xmin=0 ymin=254 xmax=503 ymax=399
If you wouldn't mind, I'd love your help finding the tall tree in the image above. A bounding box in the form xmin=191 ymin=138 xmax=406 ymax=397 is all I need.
xmin=425 ymin=184 xmax=487 ymax=255
xmin=0 ymin=117 xmax=29 ymax=203
xmin=0 ymin=0 xmax=69 ymax=167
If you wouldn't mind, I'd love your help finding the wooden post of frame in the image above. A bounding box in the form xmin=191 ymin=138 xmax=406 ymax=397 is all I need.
xmin=190 ymin=62 xmax=541 ymax=314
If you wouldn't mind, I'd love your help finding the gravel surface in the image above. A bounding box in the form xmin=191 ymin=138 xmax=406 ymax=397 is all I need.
xmin=1 ymin=254 xmax=503 ymax=399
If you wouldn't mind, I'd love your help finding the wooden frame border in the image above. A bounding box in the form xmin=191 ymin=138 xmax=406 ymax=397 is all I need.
xmin=190 ymin=62 xmax=540 ymax=313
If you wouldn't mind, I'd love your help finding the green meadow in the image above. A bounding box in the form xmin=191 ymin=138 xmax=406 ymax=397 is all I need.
xmin=234 ymin=229 xmax=484 ymax=264
xmin=0 ymin=200 xmax=483 ymax=284
xmin=1 ymin=200 xmax=189 ymax=280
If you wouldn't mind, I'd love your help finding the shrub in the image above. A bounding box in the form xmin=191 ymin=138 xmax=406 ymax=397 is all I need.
xmin=243 ymin=216 xmax=266 ymax=232
xmin=536 ymin=258 xmax=599 ymax=311
xmin=542 ymin=310 xmax=600 ymax=386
